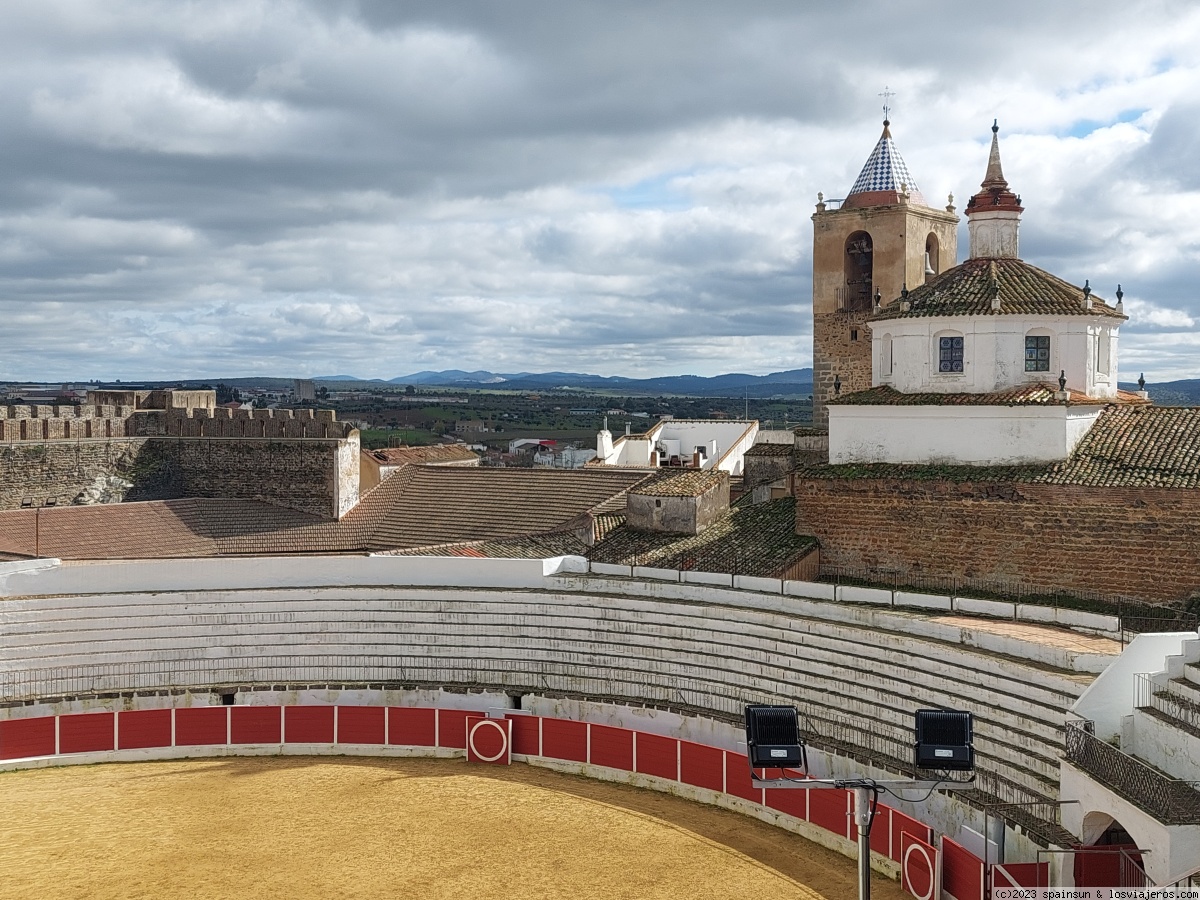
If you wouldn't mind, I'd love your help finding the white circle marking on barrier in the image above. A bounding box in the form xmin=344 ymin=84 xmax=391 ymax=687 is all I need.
xmin=902 ymin=841 xmax=935 ymax=900
xmin=468 ymin=719 xmax=509 ymax=763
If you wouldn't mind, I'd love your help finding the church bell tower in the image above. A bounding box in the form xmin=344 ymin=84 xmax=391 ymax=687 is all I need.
xmin=811 ymin=117 xmax=959 ymax=427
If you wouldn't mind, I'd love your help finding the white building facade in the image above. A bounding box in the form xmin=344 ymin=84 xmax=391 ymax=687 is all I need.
xmin=828 ymin=123 xmax=1137 ymax=467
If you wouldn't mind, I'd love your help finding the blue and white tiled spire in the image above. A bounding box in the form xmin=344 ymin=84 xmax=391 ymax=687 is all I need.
xmin=846 ymin=121 xmax=926 ymax=206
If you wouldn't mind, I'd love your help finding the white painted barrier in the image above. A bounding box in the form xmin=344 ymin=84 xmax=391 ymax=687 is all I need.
xmin=632 ymin=566 xmax=679 ymax=582
xmin=894 ymin=591 xmax=953 ymax=612
xmin=836 ymin=585 xmax=893 ymax=606
xmin=733 ymin=575 xmax=783 ymax=594
xmin=783 ymin=580 xmax=835 ymax=601
xmin=589 ymin=562 xmax=632 ymax=578
xmin=953 ymin=597 xmax=1016 ymax=619
xmin=682 ymin=571 xmax=734 ymax=587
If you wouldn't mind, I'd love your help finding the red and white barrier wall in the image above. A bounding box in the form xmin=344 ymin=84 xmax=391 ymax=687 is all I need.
xmin=0 ymin=703 xmax=1050 ymax=896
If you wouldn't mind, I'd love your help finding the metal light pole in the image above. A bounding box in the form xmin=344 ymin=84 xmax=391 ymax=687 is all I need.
xmin=854 ymin=785 xmax=874 ymax=900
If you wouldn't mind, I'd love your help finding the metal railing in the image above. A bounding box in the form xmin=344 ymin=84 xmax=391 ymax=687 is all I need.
xmin=1064 ymin=720 xmax=1200 ymax=825
xmin=1135 ymin=673 xmax=1200 ymax=733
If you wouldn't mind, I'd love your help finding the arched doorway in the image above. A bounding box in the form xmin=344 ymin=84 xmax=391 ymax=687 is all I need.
xmin=1075 ymin=813 xmax=1147 ymax=887
xmin=843 ymin=231 xmax=873 ymax=311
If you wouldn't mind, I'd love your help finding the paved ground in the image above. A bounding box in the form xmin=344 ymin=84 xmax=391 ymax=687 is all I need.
xmin=0 ymin=756 xmax=907 ymax=900
xmin=933 ymin=615 xmax=1123 ymax=655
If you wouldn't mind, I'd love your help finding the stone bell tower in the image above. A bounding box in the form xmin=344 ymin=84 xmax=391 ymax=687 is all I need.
xmin=811 ymin=118 xmax=959 ymax=427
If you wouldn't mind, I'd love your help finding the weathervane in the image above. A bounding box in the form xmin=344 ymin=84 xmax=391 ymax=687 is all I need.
xmin=879 ymin=86 xmax=895 ymax=124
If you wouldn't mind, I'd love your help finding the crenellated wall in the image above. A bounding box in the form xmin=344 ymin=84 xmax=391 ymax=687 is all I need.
xmin=1 ymin=392 xmax=359 ymax=518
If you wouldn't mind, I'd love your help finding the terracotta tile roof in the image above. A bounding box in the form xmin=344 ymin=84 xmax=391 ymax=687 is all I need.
xmin=745 ymin=442 xmax=796 ymax=456
xmin=0 ymin=465 xmax=650 ymax=560
xmin=830 ymin=384 xmax=1150 ymax=407
xmin=369 ymin=445 xmax=479 ymax=466
xmin=589 ymin=498 xmax=816 ymax=577
xmin=632 ymin=469 xmax=726 ymax=497
xmin=389 ymin=498 xmax=816 ymax=579
xmin=869 ymin=257 xmax=1127 ymax=321
xmin=796 ymin=405 xmax=1200 ymax=489
xmin=1039 ymin=405 xmax=1200 ymax=488
xmin=366 ymin=466 xmax=651 ymax=551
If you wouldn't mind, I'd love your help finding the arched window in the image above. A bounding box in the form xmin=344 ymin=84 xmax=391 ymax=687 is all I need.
xmin=881 ymin=334 xmax=894 ymax=376
xmin=1025 ymin=329 xmax=1052 ymax=373
xmin=936 ymin=331 xmax=964 ymax=374
xmin=925 ymin=233 xmax=940 ymax=280
xmin=843 ymin=231 xmax=873 ymax=311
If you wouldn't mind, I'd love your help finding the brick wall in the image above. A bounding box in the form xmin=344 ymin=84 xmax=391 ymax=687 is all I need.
xmin=794 ymin=476 xmax=1200 ymax=603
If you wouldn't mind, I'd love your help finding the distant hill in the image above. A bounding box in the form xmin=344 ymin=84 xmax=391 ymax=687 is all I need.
xmin=1120 ymin=378 xmax=1200 ymax=406
xmin=387 ymin=368 xmax=815 ymax=397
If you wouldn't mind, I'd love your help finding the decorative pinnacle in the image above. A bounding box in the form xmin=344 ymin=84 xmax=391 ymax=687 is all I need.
xmin=879 ymin=86 xmax=895 ymax=125
xmin=982 ymin=120 xmax=1008 ymax=189
xmin=833 ymin=374 xmax=842 ymax=396
xmin=1059 ymin=370 xmax=1067 ymax=392
xmin=1116 ymin=284 xmax=1124 ymax=304
xmin=1138 ymin=373 xmax=1146 ymax=390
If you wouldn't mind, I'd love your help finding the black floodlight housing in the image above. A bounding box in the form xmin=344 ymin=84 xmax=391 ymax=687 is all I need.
xmin=745 ymin=704 xmax=804 ymax=769
xmin=914 ymin=709 xmax=974 ymax=771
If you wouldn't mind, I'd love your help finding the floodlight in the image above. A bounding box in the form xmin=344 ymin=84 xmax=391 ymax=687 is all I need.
xmin=914 ymin=709 xmax=974 ymax=771
xmin=744 ymin=704 xmax=804 ymax=769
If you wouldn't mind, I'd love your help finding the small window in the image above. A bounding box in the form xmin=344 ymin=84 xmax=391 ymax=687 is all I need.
xmin=1025 ymin=335 xmax=1050 ymax=372
xmin=938 ymin=336 xmax=964 ymax=373
xmin=850 ymin=329 xmax=859 ymax=342
xmin=882 ymin=335 xmax=894 ymax=376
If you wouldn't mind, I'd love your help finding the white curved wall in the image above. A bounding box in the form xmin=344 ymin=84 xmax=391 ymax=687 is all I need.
xmin=0 ymin=558 xmax=1093 ymax=813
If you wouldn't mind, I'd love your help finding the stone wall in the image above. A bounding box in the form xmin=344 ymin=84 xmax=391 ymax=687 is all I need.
xmin=793 ymin=476 xmax=1200 ymax=603
xmin=0 ymin=435 xmax=359 ymax=518
xmin=149 ymin=437 xmax=357 ymax=519
xmin=0 ymin=439 xmax=171 ymax=509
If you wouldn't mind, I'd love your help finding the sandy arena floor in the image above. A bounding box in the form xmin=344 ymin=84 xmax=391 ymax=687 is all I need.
xmin=0 ymin=756 xmax=907 ymax=900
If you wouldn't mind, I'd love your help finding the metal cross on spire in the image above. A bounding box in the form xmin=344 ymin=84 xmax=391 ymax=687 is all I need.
xmin=879 ymin=86 xmax=895 ymax=124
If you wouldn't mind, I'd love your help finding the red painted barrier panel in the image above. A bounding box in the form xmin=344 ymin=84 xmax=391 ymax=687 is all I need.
xmin=679 ymin=740 xmax=724 ymax=792
xmin=991 ymin=862 xmax=1048 ymax=889
xmin=901 ymin=832 xmax=939 ymax=900
xmin=230 ymin=706 xmax=281 ymax=744
xmin=118 ymin=709 xmax=172 ymax=750
xmin=284 ymin=706 xmax=334 ymax=743
xmin=723 ymin=752 xmax=763 ymax=804
xmin=940 ymin=836 xmax=984 ymax=900
xmin=175 ymin=707 xmax=228 ymax=746
xmin=808 ymin=787 xmax=851 ymax=839
xmin=588 ymin=724 xmax=633 ymax=770
xmin=764 ymin=779 xmax=808 ymax=820
xmin=1074 ymin=846 xmax=1134 ymax=888
xmin=436 ymin=709 xmax=471 ymax=749
xmin=541 ymin=718 xmax=587 ymax=762
xmin=868 ymin=804 xmax=892 ymax=858
xmin=509 ymin=715 xmax=540 ymax=756
xmin=891 ymin=810 xmax=933 ymax=863
xmin=60 ymin=712 xmax=115 ymax=754
xmin=634 ymin=732 xmax=678 ymax=780
xmin=465 ymin=716 xmax=511 ymax=765
xmin=389 ymin=707 xmax=436 ymax=746
xmin=337 ymin=706 xmax=385 ymax=744
xmin=0 ymin=716 xmax=55 ymax=759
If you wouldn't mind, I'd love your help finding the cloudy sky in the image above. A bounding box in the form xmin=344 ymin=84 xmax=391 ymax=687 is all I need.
xmin=2 ymin=0 xmax=1199 ymax=382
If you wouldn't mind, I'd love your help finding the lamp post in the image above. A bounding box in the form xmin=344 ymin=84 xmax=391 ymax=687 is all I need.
xmin=745 ymin=705 xmax=976 ymax=900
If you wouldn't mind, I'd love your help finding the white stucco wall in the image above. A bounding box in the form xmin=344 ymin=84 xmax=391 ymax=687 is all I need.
xmin=873 ymin=315 xmax=1119 ymax=398
xmin=602 ymin=420 xmax=757 ymax=474
xmin=1070 ymin=632 xmax=1195 ymax=743
xmin=828 ymin=403 xmax=1105 ymax=465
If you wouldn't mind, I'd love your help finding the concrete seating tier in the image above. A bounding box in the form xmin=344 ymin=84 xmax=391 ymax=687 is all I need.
xmin=0 ymin=585 xmax=1088 ymax=805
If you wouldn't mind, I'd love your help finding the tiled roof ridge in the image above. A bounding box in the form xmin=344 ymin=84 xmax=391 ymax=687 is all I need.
xmin=831 ymin=384 xmax=1151 ymax=408
xmin=870 ymin=256 xmax=1126 ymax=321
